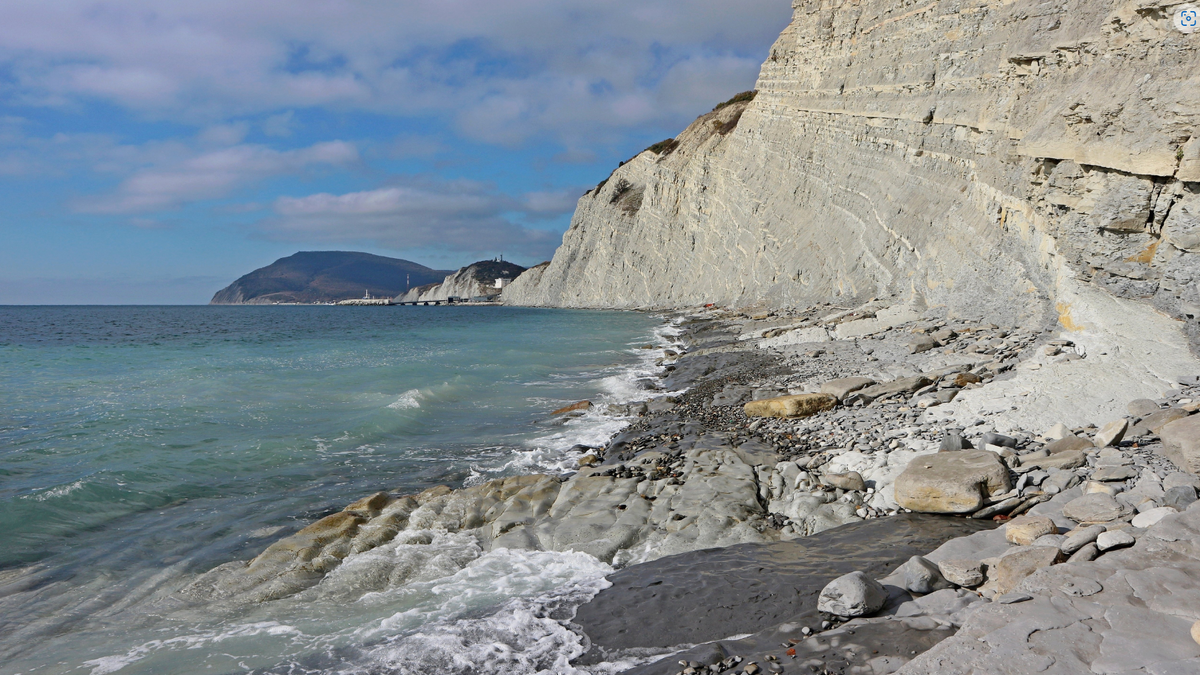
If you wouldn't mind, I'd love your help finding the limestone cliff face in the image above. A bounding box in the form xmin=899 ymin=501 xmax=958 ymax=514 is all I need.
xmin=505 ymin=0 xmax=1200 ymax=342
xmin=394 ymin=260 xmax=526 ymax=302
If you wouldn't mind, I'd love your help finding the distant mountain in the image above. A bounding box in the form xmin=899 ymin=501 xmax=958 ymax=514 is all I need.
xmin=210 ymin=251 xmax=453 ymax=304
xmin=395 ymin=259 xmax=527 ymax=303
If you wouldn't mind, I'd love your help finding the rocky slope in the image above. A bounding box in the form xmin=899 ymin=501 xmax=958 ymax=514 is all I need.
xmin=505 ymin=0 xmax=1200 ymax=350
xmin=394 ymin=259 xmax=526 ymax=303
xmin=210 ymin=251 xmax=450 ymax=304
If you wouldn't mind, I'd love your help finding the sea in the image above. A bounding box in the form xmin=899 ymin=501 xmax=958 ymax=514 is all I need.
xmin=0 ymin=305 xmax=681 ymax=675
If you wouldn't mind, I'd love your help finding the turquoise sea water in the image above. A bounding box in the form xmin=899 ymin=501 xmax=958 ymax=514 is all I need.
xmin=0 ymin=306 xmax=674 ymax=675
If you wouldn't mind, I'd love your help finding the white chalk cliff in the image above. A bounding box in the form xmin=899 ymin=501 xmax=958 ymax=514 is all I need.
xmin=505 ymin=0 xmax=1200 ymax=427
xmin=507 ymin=0 xmax=1200 ymax=328
xmin=395 ymin=259 xmax=525 ymax=303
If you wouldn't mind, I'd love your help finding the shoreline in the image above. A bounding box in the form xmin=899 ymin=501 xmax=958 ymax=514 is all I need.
xmin=172 ymin=301 xmax=1200 ymax=673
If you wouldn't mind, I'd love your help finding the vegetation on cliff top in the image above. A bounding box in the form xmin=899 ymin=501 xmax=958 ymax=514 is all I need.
xmin=712 ymin=90 xmax=756 ymax=112
xmin=587 ymin=89 xmax=758 ymax=197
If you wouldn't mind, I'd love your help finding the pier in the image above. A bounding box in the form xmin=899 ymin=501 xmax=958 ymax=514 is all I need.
xmin=335 ymin=298 xmax=394 ymax=306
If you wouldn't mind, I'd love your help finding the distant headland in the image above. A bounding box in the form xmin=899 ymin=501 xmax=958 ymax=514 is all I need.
xmin=210 ymin=251 xmax=530 ymax=305
xmin=209 ymin=251 xmax=452 ymax=305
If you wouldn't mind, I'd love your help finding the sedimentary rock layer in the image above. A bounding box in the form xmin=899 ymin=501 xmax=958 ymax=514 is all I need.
xmin=394 ymin=259 xmax=525 ymax=303
xmin=505 ymin=0 xmax=1200 ymax=348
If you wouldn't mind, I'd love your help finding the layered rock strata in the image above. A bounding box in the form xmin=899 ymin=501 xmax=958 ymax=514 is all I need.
xmin=506 ymin=0 xmax=1200 ymax=363
xmin=394 ymin=259 xmax=525 ymax=303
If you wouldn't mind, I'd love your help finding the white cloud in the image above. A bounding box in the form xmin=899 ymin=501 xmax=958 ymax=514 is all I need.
xmin=0 ymin=0 xmax=792 ymax=143
xmin=79 ymin=141 xmax=359 ymax=214
xmin=198 ymin=122 xmax=250 ymax=146
xmin=260 ymin=180 xmax=570 ymax=258
xmin=384 ymin=134 xmax=444 ymax=159
xmin=262 ymin=111 xmax=297 ymax=137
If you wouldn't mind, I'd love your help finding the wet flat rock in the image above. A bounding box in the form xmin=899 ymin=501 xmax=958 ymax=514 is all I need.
xmin=620 ymin=615 xmax=956 ymax=675
xmin=571 ymin=514 xmax=994 ymax=662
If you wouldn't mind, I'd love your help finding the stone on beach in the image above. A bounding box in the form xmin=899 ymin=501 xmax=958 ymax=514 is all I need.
xmin=1062 ymin=493 xmax=1129 ymax=524
xmin=819 ymin=377 xmax=876 ymax=401
xmin=1032 ymin=534 xmax=1066 ymax=548
xmin=1093 ymin=419 xmax=1128 ymax=448
xmin=817 ymin=571 xmax=887 ymax=617
xmin=938 ymin=559 xmax=985 ymax=587
xmin=1084 ymin=480 xmax=1118 ymax=495
xmin=1164 ymin=472 xmax=1200 ymax=491
xmin=1067 ymin=542 xmax=1100 ymax=563
xmin=1096 ymin=530 xmax=1135 ymax=551
xmin=953 ymin=371 xmax=983 ymax=387
xmin=1131 ymin=507 xmax=1177 ymax=529
xmin=1193 ymin=621 xmax=1200 ymax=647
xmin=850 ymin=375 xmax=933 ymax=404
xmin=744 ymin=393 xmax=838 ymax=419
xmin=1060 ymin=524 xmax=1106 ymax=555
xmin=1164 ymin=485 xmax=1199 ymax=511
xmin=899 ymin=555 xmax=955 ymax=593
xmin=1159 ymin=414 xmax=1200 ymax=475
xmin=1127 ymin=399 xmax=1162 ymax=417
xmin=994 ymin=546 xmax=1064 ymax=594
xmin=909 ymin=335 xmax=939 ymax=354
xmin=981 ymin=432 xmax=1018 ymax=449
xmin=1046 ymin=423 xmax=1071 ymax=440
xmin=938 ymin=432 xmax=972 ymax=452
xmin=1005 ymin=516 xmax=1057 ymax=546
xmin=823 ymin=471 xmax=866 ymax=492
xmin=1020 ymin=449 xmax=1087 ymax=471
xmin=1129 ymin=407 xmax=1189 ymax=437
xmin=551 ymin=400 xmax=593 ymax=416
xmin=894 ymin=451 xmax=1011 ymax=514
xmin=1044 ymin=435 xmax=1093 ymax=454
xmin=1091 ymin=466 xmax=1138 ymax=482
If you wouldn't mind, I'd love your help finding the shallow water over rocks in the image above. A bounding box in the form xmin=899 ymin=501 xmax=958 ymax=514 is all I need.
xmin=572 ymin=513 xmax=996 ymax=667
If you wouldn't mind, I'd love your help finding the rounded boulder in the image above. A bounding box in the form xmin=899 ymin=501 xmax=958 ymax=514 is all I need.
xmin=894 ymin=450 xmax=1012 ymax=514
xmin=817 ymin=571 xmax=887 ymax=617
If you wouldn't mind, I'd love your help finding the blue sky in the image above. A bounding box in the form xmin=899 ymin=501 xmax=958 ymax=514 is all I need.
xmin=0 ymin=0 xmax=792 ymax=304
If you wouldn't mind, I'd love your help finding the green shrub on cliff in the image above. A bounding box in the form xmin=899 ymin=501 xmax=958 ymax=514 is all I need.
xmin=712 ymin=90 xmax=756 ymax=112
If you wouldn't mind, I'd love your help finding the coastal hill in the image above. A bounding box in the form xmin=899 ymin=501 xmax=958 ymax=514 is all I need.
xmin=395 ymin=259 xmax=527 ymax=303
xmin=209 ymin=251 xmax=452 ymax=304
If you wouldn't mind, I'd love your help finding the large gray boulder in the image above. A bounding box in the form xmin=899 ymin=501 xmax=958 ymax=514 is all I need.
xmin=1129 ymin=407 xmax=1189 ymax=437
xmin=894 ymin=450 xmax=1012 ymax=514
xmin=1061 ymin=493 xmax=1129 ymax=524
xmin=817 ymin=571 xmax=888 ymax=617
xmin=1160 ymin=414 xmax=1200 ymax=475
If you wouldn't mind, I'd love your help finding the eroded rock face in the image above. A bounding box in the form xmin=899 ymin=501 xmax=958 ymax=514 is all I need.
xmin=504 ymin=0 xmax=1200 ymax=354
xmin=894 ymin=451 xmax=1012 ymax=514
